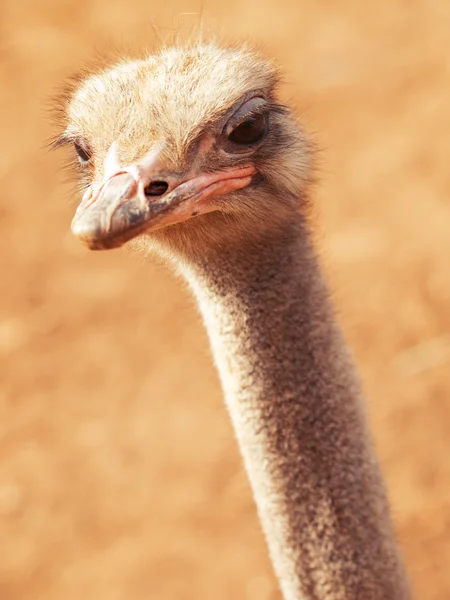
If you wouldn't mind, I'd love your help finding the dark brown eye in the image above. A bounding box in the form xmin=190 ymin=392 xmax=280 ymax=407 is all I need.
xmin=74 ymin=142 xmax=91 ymax=164
xmin=228 ymin=113 xmax=268 ymax=146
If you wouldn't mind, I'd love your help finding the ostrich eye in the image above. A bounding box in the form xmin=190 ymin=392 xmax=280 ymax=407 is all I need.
xmin=228 ymin=113 xmax=268 ymax=146
xmin=74 ymin=142 xmax=91 ymax=164
xmin=224 ymin=97 xmax=269 ymax=150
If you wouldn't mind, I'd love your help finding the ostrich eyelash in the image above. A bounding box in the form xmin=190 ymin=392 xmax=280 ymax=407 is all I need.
xmin=232 ymin=102 xmax=288 ymax=126
xmin=50 ymin=134 xmax=93 ymax=166
xmin=250 ymin=102 xmax=287 ymax=117
xmin=50 ymin=133 xmax=90 ymax=152
xmin=49 ymin=133 xmax=74 ymax=151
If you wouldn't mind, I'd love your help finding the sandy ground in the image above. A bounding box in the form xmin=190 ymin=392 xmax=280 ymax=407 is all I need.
xmin=0 ymin=1 xmax=449 ymax=598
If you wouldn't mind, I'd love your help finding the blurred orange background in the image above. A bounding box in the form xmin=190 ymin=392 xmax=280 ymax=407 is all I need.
xmin=1 ymin=1 xmax=449 ymax=598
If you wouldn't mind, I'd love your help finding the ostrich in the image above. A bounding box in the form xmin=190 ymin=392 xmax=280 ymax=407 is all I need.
xmin=55 ymin=42 xmax=411 ymax=599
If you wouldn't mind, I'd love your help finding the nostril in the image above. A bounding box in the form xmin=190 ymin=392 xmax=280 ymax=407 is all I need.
xmin=144 ymin=180 xmax=169 ymax=197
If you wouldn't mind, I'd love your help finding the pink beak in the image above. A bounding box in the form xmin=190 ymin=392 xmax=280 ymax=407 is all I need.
xmin=71 ymin=159 xmax=256 ymax=250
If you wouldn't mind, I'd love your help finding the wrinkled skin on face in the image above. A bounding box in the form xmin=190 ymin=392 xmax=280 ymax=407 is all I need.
xmin=56 ymin=42 xmax=313 ymax=257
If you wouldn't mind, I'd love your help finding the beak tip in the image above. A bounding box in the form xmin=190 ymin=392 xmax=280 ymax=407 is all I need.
xmin=71 ymin=213 xmax=131 ymax=251
xmin=71 ymin=215 xmax=103 ymax=249
xmin=71 ymin=217 xmax=92 ymax=240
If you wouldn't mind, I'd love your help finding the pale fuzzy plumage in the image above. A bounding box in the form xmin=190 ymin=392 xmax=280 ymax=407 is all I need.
xmin=68 ymin=43 xmax=280 ymax=168
xmin=56 ymin=41 xmax=411 ymax=599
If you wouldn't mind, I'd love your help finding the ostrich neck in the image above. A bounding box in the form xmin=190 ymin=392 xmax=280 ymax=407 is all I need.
xmin=181 ymin=219 xmax=410 ymax=600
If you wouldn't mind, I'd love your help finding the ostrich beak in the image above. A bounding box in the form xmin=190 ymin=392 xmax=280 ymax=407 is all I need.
xmin=71 ymin=164 xmax=256 ymax=250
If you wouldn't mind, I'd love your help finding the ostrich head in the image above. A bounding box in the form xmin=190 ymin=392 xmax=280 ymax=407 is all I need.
xmin=56 ymin=43 xmax=312 ymax=259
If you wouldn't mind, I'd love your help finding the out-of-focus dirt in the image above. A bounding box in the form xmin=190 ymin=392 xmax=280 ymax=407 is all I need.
xmin=0 ymin=1 xmax=449 ymax=598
